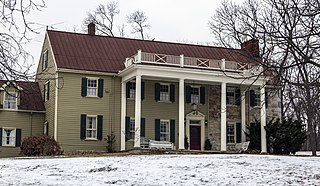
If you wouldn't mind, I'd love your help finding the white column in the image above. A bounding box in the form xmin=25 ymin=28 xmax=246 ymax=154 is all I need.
xmin=180 ymin=54 xmax=184 ymax=67
xmin=179 ymin=78 xmax=185 ymax=149
xmin=134 ymin=75 xmax=142 ymax=148
xmin=221 ymin=82 xmax=227 ymax=151
xmin=241 ymin=87 xmax=246 ymax=142
xmin=120 ymin=81 xmax=126 ymax=151
xmin=260 ymin=85 xmax=267 ymax=153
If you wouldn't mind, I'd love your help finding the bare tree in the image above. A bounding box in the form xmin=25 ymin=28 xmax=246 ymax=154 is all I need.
xmin=209 ymin=0 xmax=320 ymax=155
xmin=0 ymin=0 xmax=45 ymax=81
xmin=83 ymin=1 xmax=119 ymax=36
xmin=127 ymin=10 xmax=150 ymax=40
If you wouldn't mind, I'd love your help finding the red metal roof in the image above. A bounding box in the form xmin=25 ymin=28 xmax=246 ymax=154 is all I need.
xmin=47 ymin=30 xmax=259 ymax=73
xmin=0 ymin=80 xmax=45 ymax=111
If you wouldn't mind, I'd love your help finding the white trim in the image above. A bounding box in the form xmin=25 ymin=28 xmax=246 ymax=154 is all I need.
xmin=260 ymin=85 xmax=267 ymax=153
xmin=186 ymin=111 xmax=205 ymax=151
xmin=0 ymin=109 xmax=45 ymax=113
xmin=159 ymin=119 xmax=170 ymax=142
xmin=3 ymin=92 xmax=17 ymax=110
xmin=85 ymin=115 xmax=98 ymax=140
xmin=241 ymin=87 xmax=246 ymax=142
xmin=0 ymin=81 xmax=23 ymax=91
xmin=57 ymin=68 xmax=117 ymax=76
xmin=226 ymin=121 xmax=236 ymax=144
xmin=54 ymin=72 xmax=58 ymax=141
xmin=42 ymin=49 xmax=49 ymax=71
xmin=134 ymin=75 xmax=141 ymax=148
xmin=221 ymin=82 xmax=227 ymax=151
xmin=47 ymin=32 xmax=58 ymax=70
xmin=86 ymin=77 xmax=99 ymax=97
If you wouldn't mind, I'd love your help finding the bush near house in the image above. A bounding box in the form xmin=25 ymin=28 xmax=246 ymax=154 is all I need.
xmin=265 ymin=118 xmax=307 ymax=155
xmin=246 ymin=119 xmax=307 ymax=154
xmin=20 ymin=135 xmax=63 ymax=156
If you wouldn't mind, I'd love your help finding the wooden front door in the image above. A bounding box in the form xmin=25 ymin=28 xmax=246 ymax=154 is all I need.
xmin=190 ymin=125 xmax=201 ymax=150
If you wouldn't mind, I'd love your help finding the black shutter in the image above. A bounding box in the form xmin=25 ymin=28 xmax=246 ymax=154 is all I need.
xmin=236 ymin=123 xmax=242 ymax=143
xmin=81 ymin=78 xmax=87 ymax=97
xmin=235 ymin=88 xmax=241 ymax=105
xmin=126 ymin=82 xmax=131 ymax=98
xmin=250 ymin=90 xmax=255 ymax=107
xmin=46 ymin=122 xmax=49 ymax=135
xmin=200 ymin=86 xmax=205 ymax=104
xmin=170 ymin=84 xmax=175 ymax=102
xmin=155 ymin=83 xmax=160 ymax=101
xmin=15 ymin=129 xmax=22 ymax=147
xmin=141 ymin=82 xmax=145 ymax=100
xmin=80 ymin=114 xmax=86 ymax=140
xmin=43 ymin=84 xmax=46 ymax=101
xmin=0 ymin=128 xmax=2 ymax=145
xmin=97 ymin=115 xmax=103 ymax=140
xmin=265 ymin=90 xmax=268 ymax=108
xmin=98 ymin=79 xmax=104 ymax=98
xmin=125 ymin=117 xmax=130 ymax=141
xmin=47 ymin=81 xmax=50 ymax=100
xmin=141 ymin=118 xmax=146 ymax=137
xmin=155 ymin=119 xmax=160 ymax=140
xmin=170 ymin=120 xmax=175 ymax=143
xmin=186 ymin=85 xmax=191 ymax=103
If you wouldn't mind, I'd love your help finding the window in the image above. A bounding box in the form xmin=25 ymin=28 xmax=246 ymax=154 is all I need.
xmin=86 ymin=116 xmax=97 ymax=139
xmin=129 ymin=118 xmax=135 ymax=140
xmin=129 ymin=83 xmax=136 ymax=99
xmin=227 ymin=87 xmax=236 ymax=105
xmin=44 ymin=81 xmax=50 ymax=101
xmin=42 ymin=50 xmax=48 ymax=70
xmin=227 ymin=123 xmax=235 ymax=143
xmin=4 ymin=92 xmax=16 ymax=110
xmin=160 ymin=120 xmax=170 ymax=141
xmin=160 ymin=84 xmax=169 ymax=101
xmin=250 ymin=90 xmax=261 ymax=107
xmin=43 ymin=122 xmax=48 ymax=135
xmin=191 ymin=87 xmax=200 ymax=104
xmin=2 ymin=128 xmax=15 ymax=146
xmin=87 ymin=79 xmax=98 ymax=97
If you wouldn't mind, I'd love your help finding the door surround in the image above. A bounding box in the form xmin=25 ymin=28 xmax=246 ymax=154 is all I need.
xmin=186 ymin=111 xmax=205 ymax=151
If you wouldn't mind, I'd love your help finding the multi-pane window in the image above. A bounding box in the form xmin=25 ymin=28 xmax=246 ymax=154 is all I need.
xmin=191 ymin=87 xmax=200 ymax=104
xmin=160 ymin=84 xmax=169 ymax=101
xmin=227 ymin=87 xmax=236 ymax=105
xmin=227 ymin=123 xmax=235 ymax=143
xmin=42 ymin=50 xmax=48 ymax=70
xmin=252 ymin=90 xmax=261 ymax=107
xmin=86 ymin=116 xmax=97 ymax=139
xmin=87 ymin=79 xmax=97 ymax=96
xmin=160 ymin=120 xmax=170 ymax=141
xmin=2 ymin=128 xmax=15 ymax=146
xmin=4 ymin=92 xmax=16 ymax=110
xmin=129 ymin=118 xmax=135 ymax=140
xmin=129 ymin=83 xmax=136 ymax=99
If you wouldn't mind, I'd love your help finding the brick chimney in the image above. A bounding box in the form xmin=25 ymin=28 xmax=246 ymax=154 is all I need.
xmin=88 ymin=22 xmax=95 ymax=35
xmin=241 ymin=39 xmax=260 ymax=57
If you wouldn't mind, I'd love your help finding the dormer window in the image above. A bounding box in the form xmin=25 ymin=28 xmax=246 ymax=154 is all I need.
xmin=4 ymin=92 xmax=17 ymax=110
xmin=42 ymin=50 xmax=48 ymax=70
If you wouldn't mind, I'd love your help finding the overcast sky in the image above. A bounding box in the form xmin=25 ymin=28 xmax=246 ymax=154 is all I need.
xmin=25 ymin=0 xmax=224 ymax=72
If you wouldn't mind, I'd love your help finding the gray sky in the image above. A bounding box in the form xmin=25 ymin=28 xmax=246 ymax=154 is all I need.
xmin=25 ymin=0 xmax=224 ymax=72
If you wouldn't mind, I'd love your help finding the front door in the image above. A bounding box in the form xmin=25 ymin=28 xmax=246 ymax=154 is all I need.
xmin=190 ymin=125 xmax=201 ymax=150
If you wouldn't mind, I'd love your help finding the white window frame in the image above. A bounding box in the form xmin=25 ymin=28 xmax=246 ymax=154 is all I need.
xmin=160 ymin=120 xmax=170 ymax=142
xmin=3 ymin=92 xmax=17 ymax=110
xmin=159 ymin=83 xmax=170 ymax=102
xmin=129 ymin=118 xmax=135 ymax=140
xmin=86 ymin=115 xmax=97 ymax=140
xmin=43 ymin=121 xmax=48 ymax=135
xmin=190 ymin=86 xmax=200 ymax=104
xmin=226 ymin=87 xmax=236 ymax=105
xmin=87 ymin=78 xmax=98 ymax=97
xmin=2 ymin=128 xmax=16 ymax=147
xmin=227 ymin=122 xmax=236 ymax=144
xmin=252 ymin=90 xmax=261 ymax=107
xmin=42 ymin=50 xmax=48 ymax=70
xmin=129 ymin=82 xmax=136 ymax=99
xmin=44 ymin=81 xmax=50 ymax=101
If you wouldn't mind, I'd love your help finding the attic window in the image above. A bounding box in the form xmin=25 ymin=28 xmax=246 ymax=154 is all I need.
xmin=4 ymin=92 xmax=17 ymax=110
xmin=42 ymin=50 xmax=48 ymax=70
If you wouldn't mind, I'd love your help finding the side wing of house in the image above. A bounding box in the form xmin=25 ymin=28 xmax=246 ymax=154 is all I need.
xmin=0 ymin=82 xmax=45 ymax=157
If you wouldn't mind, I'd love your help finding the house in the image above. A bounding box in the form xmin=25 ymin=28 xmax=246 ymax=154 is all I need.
xmin=0 ymin=81 xmax=45 ymax=157
xmin=1 ymin=23 xmax=281 ymax=157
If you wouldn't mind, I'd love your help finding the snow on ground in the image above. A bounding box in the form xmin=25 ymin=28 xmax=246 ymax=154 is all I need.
xmin=1 ymin=154 xmax=320 ymax=185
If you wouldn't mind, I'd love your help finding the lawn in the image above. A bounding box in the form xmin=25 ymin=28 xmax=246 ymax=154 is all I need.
xmin=1 ymin=154 xmax=320 ymax=185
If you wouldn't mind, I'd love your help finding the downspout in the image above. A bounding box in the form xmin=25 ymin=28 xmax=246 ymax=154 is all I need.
xmin=30 ymin=112 xmax=33 ymax=136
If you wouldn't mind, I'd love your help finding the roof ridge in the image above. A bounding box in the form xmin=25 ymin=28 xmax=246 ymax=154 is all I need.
xmin=47 ymin=29 xmax=242 ymax=51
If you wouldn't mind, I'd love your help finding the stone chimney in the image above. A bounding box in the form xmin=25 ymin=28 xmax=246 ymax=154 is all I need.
xmin=241 ymin=39 xmax=260 ymax=57
xmin=88 ymin=22 xmax=95 ymax=35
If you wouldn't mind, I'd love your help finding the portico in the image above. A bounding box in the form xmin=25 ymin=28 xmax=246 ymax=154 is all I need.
xmin=119 ymin=50 xmax=268 ymax=152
